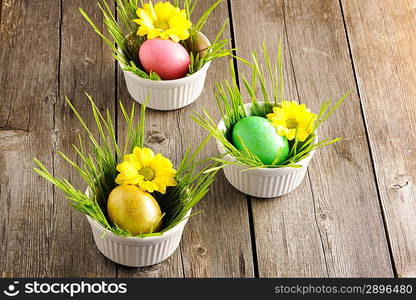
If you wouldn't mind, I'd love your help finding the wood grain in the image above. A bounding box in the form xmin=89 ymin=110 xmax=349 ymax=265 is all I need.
xmin=0 ymin=0 xmax=60 ymax=277
xmin=48 ymin=0 xmax=117 ymax=277
xmin=342 ymin=0 xmax=416 ymax=277
xmin=0 ymin=0 xmax=3 ymax=32
xmin=231 ymin=0 xmax=393 ymax=277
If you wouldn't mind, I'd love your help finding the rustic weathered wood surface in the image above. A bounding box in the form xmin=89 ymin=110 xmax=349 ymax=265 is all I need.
xmin=231 ymin=0 xmax=392 ymax=278
xmin=342 ymin=0 xmax=416 ymax=278
xmin=0 ymin=0 xmax=415 ymax=278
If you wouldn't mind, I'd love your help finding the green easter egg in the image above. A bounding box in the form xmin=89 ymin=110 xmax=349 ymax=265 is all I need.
xmin=232 ymin=116 xmax=289 ymax=165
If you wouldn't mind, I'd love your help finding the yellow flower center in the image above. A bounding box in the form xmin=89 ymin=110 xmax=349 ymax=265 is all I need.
xmin=266 ymin=101 xmax=317 ymax=142
xmin=139 ymin=167 xmax=155 ymax=181
xmin=154 ymin=20 xmax=169 ymax=30
xmin=286 ymin=118 xmax=298 ymax=129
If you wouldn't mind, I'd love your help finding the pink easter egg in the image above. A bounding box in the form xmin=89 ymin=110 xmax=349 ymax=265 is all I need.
xmin=139 ymin=38 xmax=191 ymax=80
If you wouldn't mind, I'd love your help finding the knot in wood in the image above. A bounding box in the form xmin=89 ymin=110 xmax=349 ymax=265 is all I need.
xmin=196 ymin=246 xmax=207 ymax=256
xmin=146 ymin=130 xmax=166 ymax=144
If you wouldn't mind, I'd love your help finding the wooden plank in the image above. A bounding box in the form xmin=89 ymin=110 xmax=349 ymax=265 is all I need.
xmin=0 ymin=0 xmax=60 ymax=277
xmin=342 ymin=0 xmax=416 ymax=277
xmin=231 ymin=0 xmax=393 ymax=277
xmin=230 ymin=0 xmax=328 ymax=278
xmin=117 ymin=0 xmax=255 ymax=277
xmin=116 ymin=0 xmax=183 ymax=277
xmin=49 ymin=0 xmax=117 ymax=276
xmin=178 ymin=0 xmax=254 ymax=278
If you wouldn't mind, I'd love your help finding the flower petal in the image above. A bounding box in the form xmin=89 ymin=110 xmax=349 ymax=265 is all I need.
xmin=137 ymin=26 xmax=149 ymax=36
xmin=133 ymin=147 xmax=155 ymax=167
xmin=267 ymin=100 xmax=316 ymax=141
xmin=135 ymin=1 xmax=191 ymax=41
xmin=138 ymin=179 xmax=159 ymax=193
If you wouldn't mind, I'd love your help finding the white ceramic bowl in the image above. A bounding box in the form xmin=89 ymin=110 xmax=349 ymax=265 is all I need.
xmin=217 ymin=102 xmax=316 ymax=198
xmin=120 ymin=32 xmax=211 ymax=111
xmin=85 ymin=187 xmax=191 ymax=267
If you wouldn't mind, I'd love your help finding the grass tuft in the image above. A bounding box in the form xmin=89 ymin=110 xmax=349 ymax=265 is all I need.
xmin=80 ymin=0 xmax=232 ymax=80
xmin=193 ymin=42 xmax=349 ymax=169
xmin=33 ymin=94 xmax=219 ymax=237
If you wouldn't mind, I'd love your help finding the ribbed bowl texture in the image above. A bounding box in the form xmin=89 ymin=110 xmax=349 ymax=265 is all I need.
xmin=121 ymin=32 xmax=211 ymax=111
xmin=87 ymin=208 xmax=190 ymax=267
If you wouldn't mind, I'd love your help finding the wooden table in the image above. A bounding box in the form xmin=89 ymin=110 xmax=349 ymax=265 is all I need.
xmin=1 ymin=0 xmax=415 ymax=278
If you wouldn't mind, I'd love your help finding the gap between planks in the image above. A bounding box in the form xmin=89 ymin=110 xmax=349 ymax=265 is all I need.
xmin=227 ymin=0 xmax=260 ymax=278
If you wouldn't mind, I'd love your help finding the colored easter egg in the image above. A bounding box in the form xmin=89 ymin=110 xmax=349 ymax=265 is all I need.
xmin=139 ymin=38 xmax=190 ymax=80
xmin=232 ymin=116 xmax=289 ymax=165
xmin=107 ymin=185 xmax=162 ymax=235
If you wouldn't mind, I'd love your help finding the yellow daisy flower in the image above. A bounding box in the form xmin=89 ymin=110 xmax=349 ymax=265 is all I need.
xmin=267 ymin=101 xmax=317 ymax=142
xmin=116 ymin=147 xmax=177 ymax=194
xmin=133 ymin=2 xmax=192 ymax=42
